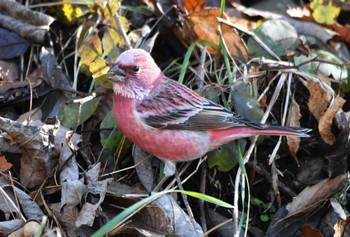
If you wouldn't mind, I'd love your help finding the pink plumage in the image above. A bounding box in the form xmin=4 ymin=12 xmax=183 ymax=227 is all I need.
xmin=108 ymin=48 xmax=310 ymax=175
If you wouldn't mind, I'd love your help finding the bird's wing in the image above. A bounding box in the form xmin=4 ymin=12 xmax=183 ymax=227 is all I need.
xmin=136 ymin=79 xmax=261 ymax=130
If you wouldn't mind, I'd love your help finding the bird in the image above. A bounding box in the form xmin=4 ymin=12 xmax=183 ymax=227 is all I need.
xmin=107 ymin=48 xmax=310 ymax=176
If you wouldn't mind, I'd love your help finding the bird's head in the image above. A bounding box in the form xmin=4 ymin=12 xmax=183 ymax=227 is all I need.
xmin=108 ymin=48 xmax=162 ymax=100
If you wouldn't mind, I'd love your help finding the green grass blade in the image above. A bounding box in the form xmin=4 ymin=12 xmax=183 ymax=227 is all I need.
xmin=92 ymin=189 xmax=234 ymax=236
xmin=91 ymin=190 xmax=170 ymax=237
xmin=174 ymin=190 xmax=234 ymax=209
xmin=178 ymin=40 xmax=218 ymax=84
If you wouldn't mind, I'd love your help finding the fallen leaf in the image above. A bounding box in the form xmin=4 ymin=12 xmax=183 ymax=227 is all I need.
xmin=331 ymin=22 xmax=350 ymax=43
xmin=307 ymin=80 xmax=332 ymax=120
xmin=286 ymin=97 xmax=302 ymax=159
xmin=247 ymin=19 xmax=300 ymax=59
xmin=324 ymin=111 xmax=350 ymax=177
xmin=286 ymin=175 xmax=346 ymax=218
xmin=23 ymin=221 xmax=41 ymax=237
xmin=310 ymin=0 xmax=341 ymax=25
xmin=75 ymin=178 xmax=111 ymax=227
xmin=319 ymin=96 xmax=346 ymax=145
xmin=0 ymin=28 xmax=30 ymax=59
xmin=0 ymin=118 xmax=56 ymax=188
xmin=267 ymin=174 xmax=347 ymax=236
xmin=0 ymin=155 xmax=13 ymax=172
xmin=183 ymin=8 xmax=248 ymax=61
xmin=131 ymin=194 xmax=203 ymax=236
xmin=299 ymin=224 xmax=323 ymax=237
xmin=182 ymin=0 xmax=206 ymax=13
xmin=334 ymin=216 xmax=350 ymax=237
xmin=49 ymin=203 xmax=81 ymax=236
xmin=133 ymin=145 xmax=156 ymax=192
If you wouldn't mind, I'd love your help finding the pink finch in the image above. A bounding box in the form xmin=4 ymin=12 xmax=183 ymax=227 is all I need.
xmin=108 ymin=48 xmax=310 ymax=175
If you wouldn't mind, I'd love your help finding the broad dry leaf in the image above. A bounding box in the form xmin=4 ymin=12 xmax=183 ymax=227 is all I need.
xmin=334 ymin=216 xmax=350 ymax=237
xmin=182 ymin=0 xmax=205 ymax=13
xmin=23 ymin=221 xmax=41 ymax=237
xmin=183 ymin=8 xmax=248 ymax=61
xmin=332 ymin=22 xmax=350 ymax=43
xmin=299 ymin=224 xmax=323 ymax=237
xmin=133 ymin=145 xmax=156 ymax=193
xmin=319 ymin=96 xmax=346 ymax=145
xmin=286 ymin=174 xmax=346 ymax=218
xmin=286 ymin=97 xmax=302 ymax=159
xmin=2 ymin=220 xmax=25 ymax=236
xmin=49 ymin=203 xmax=81 ymax=236
xmin=0 ymin=118 xmax=57 ymax=188
xmin=75 ymin=178 xmax=111 ymax=227
xmin=307 ymin=80 xmax=332 ymax=120
xmin=130 ymin=194 xmax=203 ymax=236
xmin=0 ymin=155 xmax=12 ymax=172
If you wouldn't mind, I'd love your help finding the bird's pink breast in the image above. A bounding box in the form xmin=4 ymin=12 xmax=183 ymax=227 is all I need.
xmin=113 ymin=95 xmax=210 ymax=161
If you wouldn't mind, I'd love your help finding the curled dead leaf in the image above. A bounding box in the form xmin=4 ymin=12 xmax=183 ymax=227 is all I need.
xmin=286 ymin=97 xmax=302 ymax=159
xmin=307 ymin=80 xmax=332 ymax=120
xmin=286 ymin=174 xmax=346 ymax=217
xmin=319 ymin=97 xmax=346 ymax=145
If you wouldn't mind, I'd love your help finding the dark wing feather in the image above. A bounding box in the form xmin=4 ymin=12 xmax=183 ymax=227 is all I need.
xmin=137 ymin=79 xmax=262 ymax=130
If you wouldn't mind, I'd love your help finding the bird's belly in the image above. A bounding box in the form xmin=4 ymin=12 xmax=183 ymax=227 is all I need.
xmin=114 ymin=98 xmax=210 ymax=161
xmin=134 ymin=129 xmax=209 ymax=161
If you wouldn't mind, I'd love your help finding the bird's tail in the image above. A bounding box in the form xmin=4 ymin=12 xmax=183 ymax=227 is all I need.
xmin=257 ymin=125 xmax=312 ymax=138
xmin=208 ymin=125 xmax=311 ymax=149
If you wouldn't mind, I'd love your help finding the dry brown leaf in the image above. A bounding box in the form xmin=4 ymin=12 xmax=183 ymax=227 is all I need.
xmin=49 ymin=203 xmax=81 ymax=236
xmin=182 ymin=0 xmax=206 ymax=14
xmin=286 ymin=97 xmax=302 ymax=159
xmin=307 ymin=80 xmax=332 ymax=120
xmin=319 ymin=96 xmax=346 ymax=145
xmin=23 ymin=221 xmax=41 ymax=237
xmin=334 ymin=216 xmax=350 ymax=237
xmin=0 ymin=118 xmax=57 ymax=188
xmin=299 ymin=224 xmax=323 ymax=237
xmin=183 ymin=8 xmax=248 ymax=61
xmin=0 ymin=1 xmax=54 ymax=44
xmin=0 ymin=155 xmax=13 ymax=172
xmin=331 ymin=22 xmax=350 ymax=43
xmin=286 ymin=174 xmax=346 ymax=219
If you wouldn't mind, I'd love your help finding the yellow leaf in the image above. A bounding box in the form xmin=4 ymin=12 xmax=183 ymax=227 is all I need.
xmin=79 ymin=34 xmax=102 ymax=70
xmin=90 ymin=57 xmax=108 ymax=78
xmin=101 ymin=1 xmax=119 ymax=19
xmin=61 ymin=0 xmax=94 ymax=24
xmin=310 ymin=0 xmax=340 ymax=25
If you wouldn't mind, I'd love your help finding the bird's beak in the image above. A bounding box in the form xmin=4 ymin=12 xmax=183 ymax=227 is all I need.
xmin=107 ymin=65 xmax=126 ymax=82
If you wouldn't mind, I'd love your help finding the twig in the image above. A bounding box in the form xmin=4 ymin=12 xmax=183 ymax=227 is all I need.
xmin=217 ymin=17 xmax=280 ymax=61
xmin=174 ymin=169 xmax=198 ymax=235
xmin=114 ymin=11 xmax=131 ymax=49
xmin=196 ymin=46 xmax=207 ymax=92
xmin=199 ymin=161 xmax=207 ymax=232
xmin=0 ymin=186 xmax=26 ymax=221
xmin=244 ymin=72 xmax=287 ymax=163
xmin=268 ymin=72 xmax=293 ymax=164
xmin=271 ymin=160 xmax=281 ymax=208
xmin=203 ymin=218 xmax=234 ymax=236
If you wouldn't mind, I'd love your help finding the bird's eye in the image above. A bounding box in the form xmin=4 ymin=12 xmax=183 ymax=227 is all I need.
xmin=132 ymin=66 xmax=140 ymax=73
